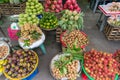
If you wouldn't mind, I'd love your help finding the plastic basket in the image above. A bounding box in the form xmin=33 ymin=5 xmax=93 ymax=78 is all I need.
xmin=3 ymin=50 xmax=39 ymax=80
xmin=7 ymin=27 xmax=19 ymax=40
xmin=81 ymin=60 xmax=119 ymax=80
xmin=60 ymin=31 xmax=88 ymax=49
xmin=23 ymin=67 xmax=39 ymax=80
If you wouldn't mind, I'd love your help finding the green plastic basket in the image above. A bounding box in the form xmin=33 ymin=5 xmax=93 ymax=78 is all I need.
xmin=81 ymin=60 xmax=119 ymax=80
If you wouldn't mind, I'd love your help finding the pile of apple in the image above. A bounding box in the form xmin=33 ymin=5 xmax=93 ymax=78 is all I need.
xmin=18 ymin=14 xmax=39 ymax=26
xmin=64 ymin=0 xmax=81 ymax=12
xmin=25 ymin=0 xmax=44 ymax=15
xmin=84 ymin=49 xmax=119 ymax=80
xmin=44 ymin=0 xmax=63 ymax=13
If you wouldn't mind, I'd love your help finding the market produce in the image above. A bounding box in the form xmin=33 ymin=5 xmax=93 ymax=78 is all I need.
xmin=59 ymin=10 xmax=84 ymax=31
xmin=0 ymin=41 xmax=9 ymax=60
xmin=108 ymin=2 xmax=120 ymax=12
xmin=61 ymin=30 xmax=88 ymax=48
xmin=18 ymin=13 xmax=39 ymax=26
xmin=107 ymin=16 xmax=120 ymax=27
xmin=64 ymin=0 xmax=81 ymax=12
xmin=44 ymin=0 xmax=63 ymax=13
xmin=113 ymin=50 xmax=120 ymax=74
xmin=3 ymin=49 xmax=38 ymax=78
xmin=84 ymin=49 xmax=119 ymax=80
xmin=0 ymin=46 xmax=9 ymax=59
xmin=51 ymin=46 xmax=83 ymax=80
xmin=39 ymin=12 xmax=58 ymax=30
xmin=19 ymin=23 xmax=42 ymax=46
xmin=25 ymin=0 xmax=44 ymax=15
xmin=0 ymin=60 xmax=7 ymax=73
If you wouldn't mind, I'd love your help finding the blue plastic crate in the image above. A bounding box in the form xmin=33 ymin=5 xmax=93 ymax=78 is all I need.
xmin=22 ymin=67 xmax=39 ymax=80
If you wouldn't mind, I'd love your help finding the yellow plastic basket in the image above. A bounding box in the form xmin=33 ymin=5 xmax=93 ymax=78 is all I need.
xmin=3 ymin=50 xmax=39 ymax=80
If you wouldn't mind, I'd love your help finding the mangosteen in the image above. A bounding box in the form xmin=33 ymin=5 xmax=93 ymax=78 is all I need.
xmin=18 ymin=69 xmax=22 ymax=73
xmin=15 ymin=66 xmax=19 ymax=71
xmin=20 ymin=55 xmax=24 ymax=59
xmin=20 ymin=59 xmax=24 ymax=62
xmin=32 ymin=60 xmax=36 ymax=64
xmin=28 ymin=67 xmax=32 ymax=72
xmin=8 ymin=71 xmax=12 ymax=75
xmin=28 ymin=52 xmax=32 ymax=55
xmin=16 ymin=50 xmax=22 ymax=56
xmin=22 ymin=73 xmax=26 ymax=77
xmin=11 ymin=73 xmax=16 ymax=78
xmin=5 ymin=69 xmax=9 ymax=73
xmin=11 ymin=63 xmax=15 ymax=68
xmin=6 ymin=64 xmax=11 ymax=69
xmin=23 ymin=68 xmax=27 ymax=73
xmin=17 ymin=74 xmax=22 ymax=77
xmin=10 ymin=68 xmax=15 ymax=72
xmin=23 ymin=53 xmax=28 ymax=57
xmin=8 ymin=59 xmax=12 ymax=63
xmin=13 ymin=54 xmax=17 ymax=58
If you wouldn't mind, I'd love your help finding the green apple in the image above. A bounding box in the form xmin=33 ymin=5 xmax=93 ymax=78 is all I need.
xmin=32 ymin=15 xmax=36 ymax=18
xmin=31 ymin=6 xmax=34 ymax=9
xmin=31 ymin=2 xmax=34 ymax=6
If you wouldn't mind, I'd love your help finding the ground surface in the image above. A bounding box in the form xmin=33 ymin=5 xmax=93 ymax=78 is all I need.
xmin=0 ymin=0 xmax=120 ymax=80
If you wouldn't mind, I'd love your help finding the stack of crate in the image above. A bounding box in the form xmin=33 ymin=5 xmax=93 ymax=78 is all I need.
xmin=56 ymin=28 xmax=63 ymax=43
xmin=104 ymin=23 xmax=120 ymax=40
xmin=0 ymin=2 xmax=26 ymax=15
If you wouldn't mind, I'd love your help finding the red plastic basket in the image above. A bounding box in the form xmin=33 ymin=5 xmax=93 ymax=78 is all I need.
xmin=60 ymin=31 xmax=88 ymax=49
xmin=7 ymin=27 xmax=19 ymax=40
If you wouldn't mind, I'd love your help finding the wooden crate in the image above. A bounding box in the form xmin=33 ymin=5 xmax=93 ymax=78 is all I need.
xmin=56 ymin=28 xmax=63 ymax=43
xmin=104 ymin=23 xmax=120 ymax=40
xmin=0 ymin=2 xmax=26 ymax=15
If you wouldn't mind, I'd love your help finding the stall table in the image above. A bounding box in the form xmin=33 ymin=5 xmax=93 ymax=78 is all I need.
xmin=97 ymin=3 xmax=120 ymax=31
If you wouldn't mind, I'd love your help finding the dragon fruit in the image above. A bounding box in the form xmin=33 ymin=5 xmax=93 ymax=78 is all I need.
xmin=64 ymin=0 xmax=81 ymax=12
xmin=44 ymin=0 xmax=63 ymax=13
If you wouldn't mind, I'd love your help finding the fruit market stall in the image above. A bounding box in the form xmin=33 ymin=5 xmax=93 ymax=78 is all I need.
xmin=97 ymin=2 xmax=120 ymax=31
xmin=0 ymin=0 xmax=120 ymax=80
xmin=104 ymin=16 xmax=120 ymax=40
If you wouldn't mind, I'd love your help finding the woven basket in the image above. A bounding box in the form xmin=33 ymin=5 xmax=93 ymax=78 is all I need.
xmin=49 ymin=53 xmax=82 ymax=80
xmin=60 ymin=31 xmax=89 ymax=49
xmin=3 ymin=50 xmax=39 ymax=80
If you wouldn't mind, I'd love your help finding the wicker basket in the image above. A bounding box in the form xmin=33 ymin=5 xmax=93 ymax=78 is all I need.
xmin=49 ymin=53 xmax=82 ymax=80
xmin=3 ymin=50 xmax=39 ymax=80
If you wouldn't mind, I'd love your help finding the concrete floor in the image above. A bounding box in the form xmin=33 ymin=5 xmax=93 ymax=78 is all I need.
xmin=0 ymin=0 xmax=120 ymax=80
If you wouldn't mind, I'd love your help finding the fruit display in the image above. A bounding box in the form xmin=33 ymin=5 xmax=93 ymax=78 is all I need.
xmin=107 ymin=16 xmax=120 ymax=27
xmin=19 ymin=23 xmax=42 ymax=46
xmin=84 ymin=49 xmax=119 ymax=80
xmin=0 ymin=41 xmax=10 ymax=60
xmin=18 ymin=13 xmax=39 ymax=27
xmin=25 ymin=0 xmax=44 ymax=15
xmin=44 ymin=0 xmax=63 ymax=13
xmin=61 ymin=30 xmax=88 ymax=48
xmin=64 ymin=0 xmax=81 ymax=12
xmin=51 ymin=46 xmax=83 ymax=80
xmin=59 ymin=10 xmax=84 ymax=31
xmin=39 ymin=12 xmax=58 ymax=30
xmin=108 ymin=2 xmax=120 ymax=12
xmin=113 ymin=50 xmax=120 ymax=74
xmin=3 ymin=49 xmax=38 ymax=79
